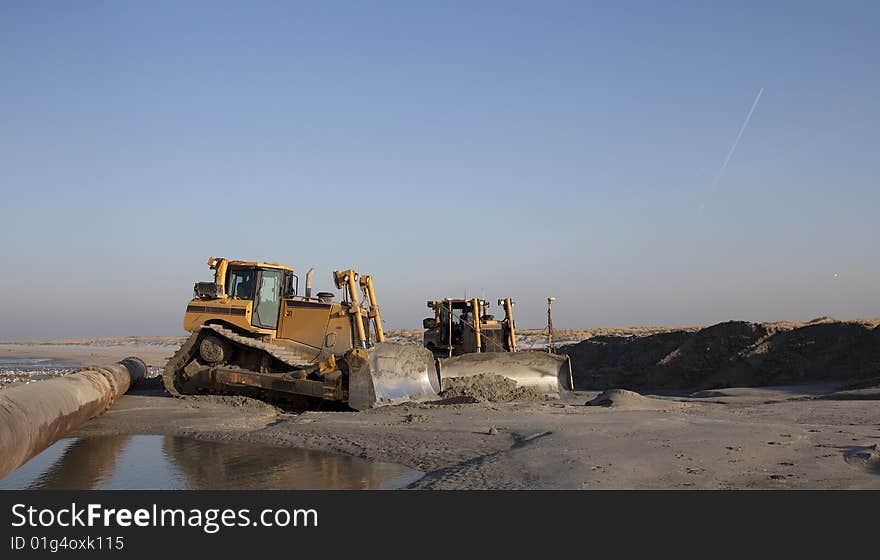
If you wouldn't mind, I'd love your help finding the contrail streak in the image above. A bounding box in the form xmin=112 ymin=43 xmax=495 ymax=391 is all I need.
xmin=709 ymin=87 xmax=764 ymax=192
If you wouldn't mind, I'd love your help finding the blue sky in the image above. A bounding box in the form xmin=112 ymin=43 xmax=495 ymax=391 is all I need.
xmin=1 ymin=1 xmax=877 ymax=339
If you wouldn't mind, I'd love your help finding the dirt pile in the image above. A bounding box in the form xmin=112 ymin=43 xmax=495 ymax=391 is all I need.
xmin=586 ymin=389 xmax=650 ymax=408
xmin=385 ymin=326 xmax=702 ymax=349
xmin=562 ymin=320 xmax=880 ymax=391
xmin=439 ymin=374 xmax=544 ymax=402
xmin=585 ymin=389 xmax=686 ymax=410
xmin=844 ymin=443 xmax=880 ymax=473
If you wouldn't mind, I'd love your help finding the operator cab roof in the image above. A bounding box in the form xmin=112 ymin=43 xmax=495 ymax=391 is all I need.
xmin=428 ymin=298 xmax=491 ymax=308
xmin=226 ymin=260 xmax=294 ymax=271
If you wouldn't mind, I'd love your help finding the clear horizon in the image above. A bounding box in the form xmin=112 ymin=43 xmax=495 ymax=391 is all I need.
xmin=2 ymin=1 xmax=878 ymax=339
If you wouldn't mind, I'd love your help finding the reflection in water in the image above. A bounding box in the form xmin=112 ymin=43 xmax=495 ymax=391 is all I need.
xmin=161 ymin=436 xmax=423 ymax=490
xmin=0 ymin=435 xmax=422 ymax=490
xmin=28 ymin=435 xmax=130 ymax=490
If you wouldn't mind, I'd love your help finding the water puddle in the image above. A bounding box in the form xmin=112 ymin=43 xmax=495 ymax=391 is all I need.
xmin=0 ymin=435 xmax=423 ymax=490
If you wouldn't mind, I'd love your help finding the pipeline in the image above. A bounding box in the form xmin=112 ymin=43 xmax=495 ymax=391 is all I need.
xmin=0 ymin=357 xmax=146 ymax=479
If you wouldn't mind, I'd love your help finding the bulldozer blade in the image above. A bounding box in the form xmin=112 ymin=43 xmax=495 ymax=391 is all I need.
xmin=437 ymin=352 xmax=572 ymax=394
xmin=347 ymin=343 xmax=440 ymax=410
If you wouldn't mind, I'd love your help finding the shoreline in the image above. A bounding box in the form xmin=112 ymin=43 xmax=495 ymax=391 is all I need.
xmin=3 ymin=332 xmax=880 ymax=489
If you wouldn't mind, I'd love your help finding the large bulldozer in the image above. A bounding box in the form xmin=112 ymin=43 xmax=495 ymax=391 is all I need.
xmin=163 ymin=257 xmax=439 ymax=410
xmin=424 ymin=298 xmax=572 ymax=393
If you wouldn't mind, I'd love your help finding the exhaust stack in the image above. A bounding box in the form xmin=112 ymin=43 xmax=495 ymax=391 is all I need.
xmin=305 ymin=267 xmax=315 ymax=298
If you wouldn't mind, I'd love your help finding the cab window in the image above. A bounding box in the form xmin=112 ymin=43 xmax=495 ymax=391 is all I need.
xmin=226 ymin=268 xmax=255 ymax=299
xmin=253 ymin=269 xmax=283 ymax=329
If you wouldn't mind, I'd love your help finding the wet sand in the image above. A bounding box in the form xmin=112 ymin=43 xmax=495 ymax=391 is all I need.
xmin=4 ymin=337 xmax=880 ymax=489
xmin=63 ymin=381 xmax=879 ymax=489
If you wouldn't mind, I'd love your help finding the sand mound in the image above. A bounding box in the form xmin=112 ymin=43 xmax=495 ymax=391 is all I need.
xmin=819 ymin=388 xmax=880 ymax=401
xmin=563 ymin=319 xmax=880 ymax=392
xmin=845 ymin=444 xmax=880 ymax=469
xmin=585 ymin=389 xmax=677 ymax=410
xmin=689 ymin=389 xmax=730 ymax=398
xmin=439 ymin=374 xmax=543 ymax=403
xmin=689 ymin=387 xmax=788 ymax=399
xmin=586 ymin=389 xmax=648 ymax=408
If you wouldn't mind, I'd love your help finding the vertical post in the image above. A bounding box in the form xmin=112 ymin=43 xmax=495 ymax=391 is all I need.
xmin=446 ymin=299 xmax=453 ymax=358
xmin=547 ymin=297 xmax=556 ymax=354
xmin=471 ymin=297 xmax=482 ymax=353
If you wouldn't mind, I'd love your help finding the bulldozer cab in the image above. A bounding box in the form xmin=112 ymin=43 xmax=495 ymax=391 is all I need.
xmin=185 ymin=258 xmax=295 ymax=337
xmin=224 ymin=264 xmax=292 ymax=330
xmin=184 ymin=258 xmax=383 ymax=362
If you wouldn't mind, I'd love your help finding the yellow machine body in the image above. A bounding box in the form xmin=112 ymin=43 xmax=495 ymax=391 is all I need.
xmin=422 ymin=297 xmax=517 ymax=357
xmin=166 ymin=257 xmax=439 ymax=409
xmin=182 ymin=257 xmax=359 ymax=360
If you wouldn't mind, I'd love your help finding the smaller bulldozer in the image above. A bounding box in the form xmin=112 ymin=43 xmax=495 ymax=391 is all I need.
xmin=163 ymin=257 xmax=439 ymax=410
xmin=424 ymin=298 xmax=572 ymax=394
xmin=423 ymin=298 xmax=518 ymax=357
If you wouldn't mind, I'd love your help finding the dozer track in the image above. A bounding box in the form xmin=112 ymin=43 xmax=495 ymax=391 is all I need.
xmin=199 ymin=324 xmax=315 ymax=369
xmin=164 ymin=325 xmax=442 ymax=409
xmin=163 ymin=324 xmax=315 ymax=398
xmin=163 ymin=329 xmax=200 ymax=397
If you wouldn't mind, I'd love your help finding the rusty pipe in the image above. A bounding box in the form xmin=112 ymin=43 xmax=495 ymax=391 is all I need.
xmin=0 ymin=357 xmax=146 ymax=479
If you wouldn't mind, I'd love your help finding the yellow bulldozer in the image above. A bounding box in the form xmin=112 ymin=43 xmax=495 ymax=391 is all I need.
xmin=423 ymin=298 xmax=518 ymax=357
xmin=163 ymin=257 xmax=440 ymax=410
xmin=423 ymin=297 xmax=572 ymax=393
